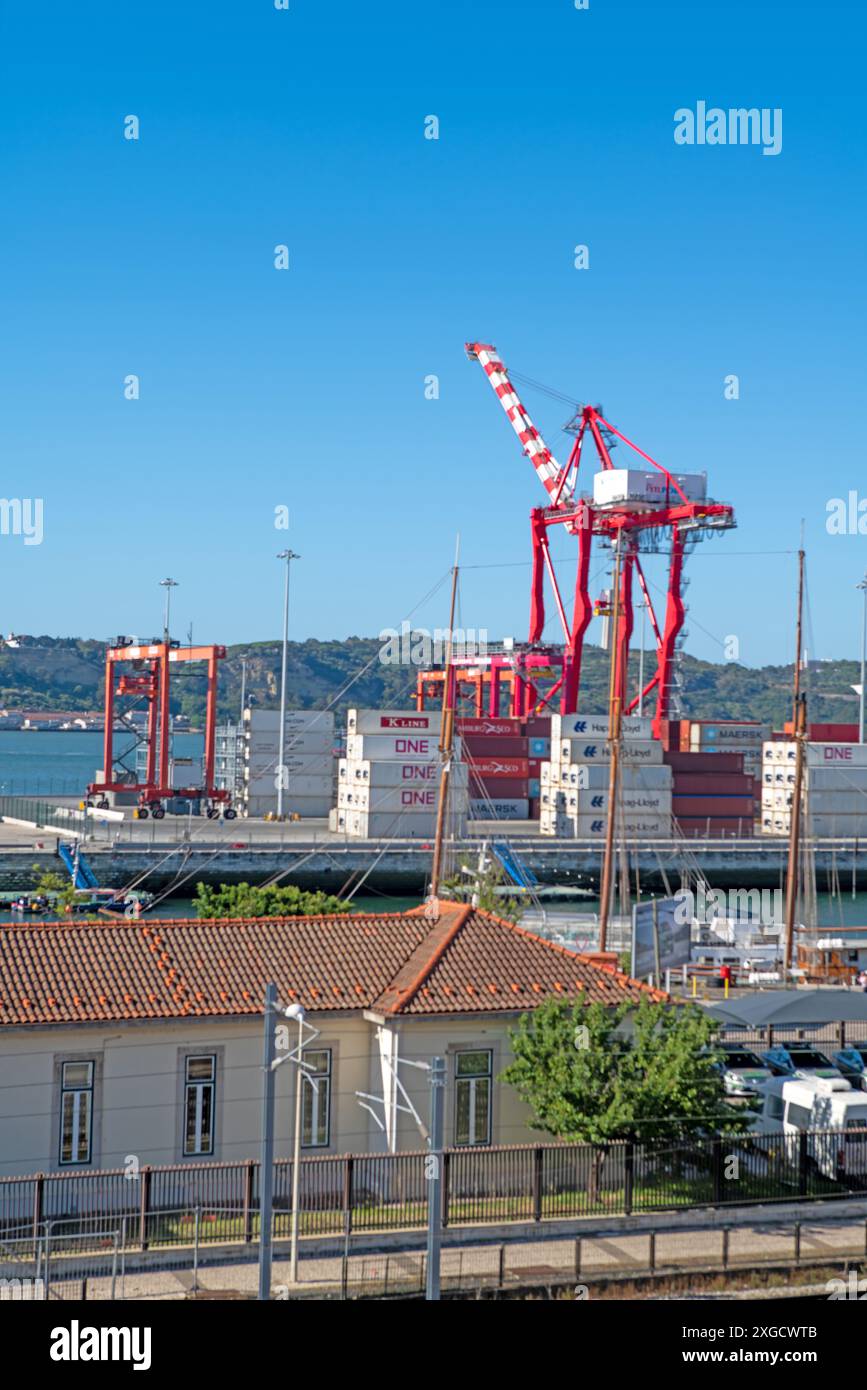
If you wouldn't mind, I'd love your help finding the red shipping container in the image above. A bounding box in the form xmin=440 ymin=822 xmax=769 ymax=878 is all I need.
xmin=457 ymin=717 xmax=523 ymax=737
xmin=460 ymin=735 xmax=528 ymax=756
xmin=671 ymin=773 xmax=753 ymax=794
xmin=468 ymin=757 xmax=530 ymax=778
xmin=524 ymin=716 xmax=552 ymax=736
xmin=528 ymin=797 xmax=541 ymax=818
xmin=527 ymin=758 xmax=542 ymax=776
xmin=657 ymin=719 xmax=681 ymax=751
xmin=672 ymin=796 xmax=755 ymax=816
xmin=664 ymin=751 xmax=744 ymax=773
xmin=676 ymin=817 xmax=753 ymax=837
xmin=469 ymin=776 xmax=528 ymax=798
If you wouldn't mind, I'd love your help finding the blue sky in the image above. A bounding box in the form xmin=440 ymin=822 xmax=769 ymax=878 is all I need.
xmin=0 ymin=0 xmax=864 ymax=667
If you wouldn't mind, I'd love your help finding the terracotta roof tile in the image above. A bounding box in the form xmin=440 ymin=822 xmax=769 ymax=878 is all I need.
xmin=0 ymin=905 xmax=666 ymax=1028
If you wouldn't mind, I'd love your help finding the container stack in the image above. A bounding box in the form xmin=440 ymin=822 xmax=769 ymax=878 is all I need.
xmin=761 ymin=740 xmax=867 ymax=836
xmin=335 ymin=708 xmax=467 ymax=838
xmin=457 ymin=716 xmax=549 ymax=821
xmin=663 ymin=750 xmax=756 ymax=837
xmin=539 ymin=713 xmax=673 ymax=838
xmin=241 ymin=708 xmax=335 ymax=817
xmin=679 ymin=719 xmax=769 ymax=787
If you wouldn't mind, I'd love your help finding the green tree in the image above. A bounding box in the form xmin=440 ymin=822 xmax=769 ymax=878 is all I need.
xmin=502 ymin=994 xmax=752 ymax=1146
xmin=194 ymin=881 xmax=351 ymax=919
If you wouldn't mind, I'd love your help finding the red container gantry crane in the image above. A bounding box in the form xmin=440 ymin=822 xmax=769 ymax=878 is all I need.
xmin=86 ymin=638 xmax=235 ymax=819
xmin=452 ymin=343 xmax=736 ymax=738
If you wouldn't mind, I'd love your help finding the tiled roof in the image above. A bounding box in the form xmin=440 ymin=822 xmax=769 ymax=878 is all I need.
xmin=0 ymin=905 xmax=666 ymax=1028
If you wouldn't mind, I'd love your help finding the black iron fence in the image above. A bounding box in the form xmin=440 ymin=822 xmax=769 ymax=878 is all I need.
xmin=2 ymin=1127 xmax=866 ymax=1249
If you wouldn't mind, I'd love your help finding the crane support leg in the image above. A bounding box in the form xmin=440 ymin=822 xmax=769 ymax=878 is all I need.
xmin=528 ymin=509 xmax=547 ymax=644
xmin=561 ymin=505 xmax=594 ymax=713
xmin=614 ymin=550 xmax=635 ymax=707
xmin=654 ymin=527 xmax=686 ymax=738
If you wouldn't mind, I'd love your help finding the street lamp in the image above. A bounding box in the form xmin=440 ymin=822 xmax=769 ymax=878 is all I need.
xmin=858 ymin=574 xmax=867 ymax=744
xmin=276 ymin=551 xmax=300 ymax=818
xmin=159 ymin=578 xmax=178 ymax=644
xmin=258 ymin=987 xmax=315 ymax=1300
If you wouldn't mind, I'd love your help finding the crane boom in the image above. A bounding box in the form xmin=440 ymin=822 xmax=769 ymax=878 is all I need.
xmin=465 ymin=342 xmax=571 ymax=506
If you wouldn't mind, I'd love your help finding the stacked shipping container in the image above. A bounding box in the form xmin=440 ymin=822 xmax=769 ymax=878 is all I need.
xmin=659 ymin=720 xmax=765 ymax=837
xmin=761 ymin=740 xmax=867 ymax=836
xmin=335 ymin=709 xmax=468 ymax=838
xmin=241 ymin=708 xmax=335 ymax=817
xmin=456 ymin=716 xmax=548 ymax=820
xmin=539 ymin=713 xmax=673 ymax=838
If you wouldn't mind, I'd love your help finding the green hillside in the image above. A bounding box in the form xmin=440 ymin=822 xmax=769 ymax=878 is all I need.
xmin=0 ymin=635 xmax=860 ymax=729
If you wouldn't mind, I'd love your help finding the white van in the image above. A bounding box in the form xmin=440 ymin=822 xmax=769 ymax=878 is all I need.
xmin=754 ymin=1075 xmax=867 ymax=1183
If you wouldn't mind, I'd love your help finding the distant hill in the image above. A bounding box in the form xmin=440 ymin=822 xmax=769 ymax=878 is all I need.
xmin=0 ymin=635 xmax=860 ymax=729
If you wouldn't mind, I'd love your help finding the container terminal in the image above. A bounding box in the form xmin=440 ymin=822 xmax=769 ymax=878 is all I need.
xmin=1 ymin=340 xmax=864 ymax=982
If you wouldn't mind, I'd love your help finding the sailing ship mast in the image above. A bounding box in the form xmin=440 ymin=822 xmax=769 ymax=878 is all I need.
xmin=783 ymin=547 xmax=808 ymax=977
xmin=429 ymin=537 xmax=460 ymax=903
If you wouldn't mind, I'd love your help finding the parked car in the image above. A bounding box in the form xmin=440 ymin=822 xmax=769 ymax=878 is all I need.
xmin=831 ymin=1044 xmax=867 ymax=1088
xmin=760 ymin=1044 xmax=842 ymax=1079
xmin=752 ymin=1074 xmax=867 ymax=1183
xmin=716 ymin=1042 xmax=773 ymax=1097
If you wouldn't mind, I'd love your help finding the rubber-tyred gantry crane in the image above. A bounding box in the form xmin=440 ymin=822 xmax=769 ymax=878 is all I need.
xmin=87 ymin=639 xmax=235 ymax=819
xmin=464 ymin=342 xmax=736 ymax=736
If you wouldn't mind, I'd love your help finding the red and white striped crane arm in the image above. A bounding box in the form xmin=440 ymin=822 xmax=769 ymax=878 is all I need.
xmin=465 ymin=342 xmax=571 ymax=506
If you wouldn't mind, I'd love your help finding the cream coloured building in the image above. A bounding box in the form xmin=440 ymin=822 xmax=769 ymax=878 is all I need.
xmin=0 ymin=903 xmax=664 ymax=1180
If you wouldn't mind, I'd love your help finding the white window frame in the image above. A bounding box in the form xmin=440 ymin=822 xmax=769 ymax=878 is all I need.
xmin=59 ymin=1061 xmax=94 ymax=1166
xmin=454 ymin=1049 xmax=493 ymax=1148
xmin=301 ymin=1049 xmax=332 ymax=1149
xmin=183 ymin=1054 xmax=216 ymax=1157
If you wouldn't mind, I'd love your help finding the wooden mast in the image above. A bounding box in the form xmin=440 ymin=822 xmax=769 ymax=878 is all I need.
xmin=599 ymin=530 xmax=624 ymax=953
xmin=429 ymin=537 xmax=460 ymax=902
xmin=784 ymin=547 xmax=807 ymax=977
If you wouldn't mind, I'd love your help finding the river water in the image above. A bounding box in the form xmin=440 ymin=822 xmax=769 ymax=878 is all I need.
xmin=0 ymin=730 xmax=204 ymax=797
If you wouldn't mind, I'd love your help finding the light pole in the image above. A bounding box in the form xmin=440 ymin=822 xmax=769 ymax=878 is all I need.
xmin=159 ymin=578 xmax=178 ymax=644
xmin=258 ymin=990 xmax=311 ymax=1300
xmin=289 ymin=1003 xmax=306 ymax=1285
xmin=276 ymin=551 xmax=300 ymax=818
xmin=859 ymin=575 xmax=867 ymax=744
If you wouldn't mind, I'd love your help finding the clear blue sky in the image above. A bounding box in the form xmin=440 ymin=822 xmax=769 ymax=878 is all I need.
xmin=0 ymin=0 xmax=864 ymax=667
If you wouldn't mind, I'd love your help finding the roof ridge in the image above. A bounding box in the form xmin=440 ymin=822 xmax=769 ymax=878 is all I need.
xmin=376 ymin=903 xmax=475 ymax=1014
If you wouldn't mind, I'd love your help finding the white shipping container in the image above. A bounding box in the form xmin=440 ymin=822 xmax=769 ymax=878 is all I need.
xmin=592 ymin=468 xmax=707 ymax=508
xmin=337 ymin=758 xmax=467 ymax=787
xmin=547 ymin=789 xmax=673 ymax=814
xmin=245 ymin=708 xmax=334 ymax=729
xmin=541 ymin=762 xmax=671 ymax=789
xmin=540 ymin=810 xmax=672 ymax=838
xmin=245 ymin=733 xmax=334 ymax=757
xmin=338 ymin=810 xmax=444 ymax=839
xmin=244 ymin=774 xmax=333 ymax=797
xmin=469 ymin=799 xmax=530 ymax=820
xmin=550 ymin=713 xmax=653 ymax=741
xmin=808 ymin=814 xmax=867 ymax=835
xmin=554 ymin=739 xmax=663 ymax=765
xmin=771 ymin=742 xmax=867 ymax=769
xmin=345 ymin=733 xmax=461 ymax=762
xmin=807 ymin=767 xmax=867 ymax=791
xmin=347 ymin=708 xmax=442 ymax=735
xmin=244 ymin=794 xmax=332 ymax=817
xmin=338 ymin=786 xmax=468 ymax=813
xmin=808 ymin=792 xmax=867 ymax=814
